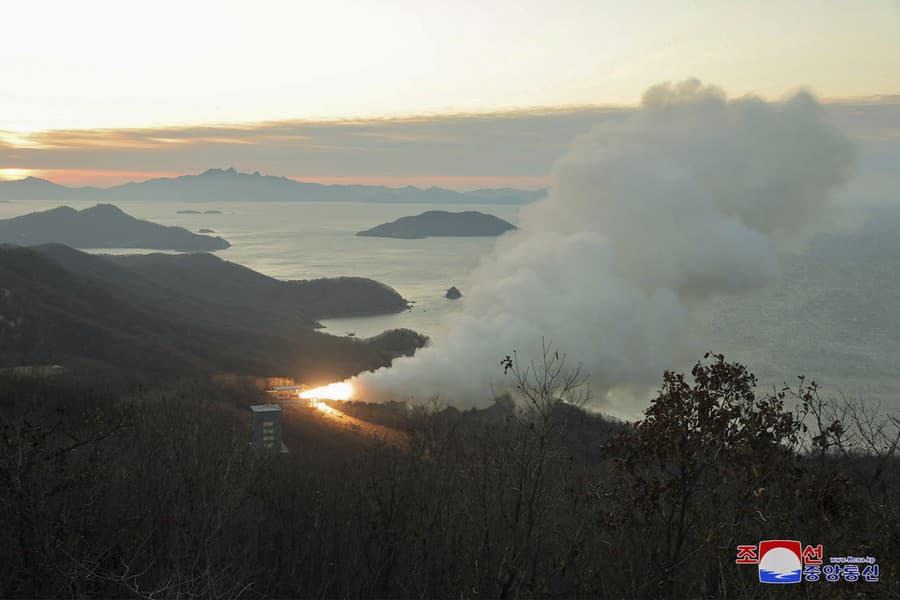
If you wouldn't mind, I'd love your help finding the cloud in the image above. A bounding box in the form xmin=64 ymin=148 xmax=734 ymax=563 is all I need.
xmin=352 ymin=80 xmax=856 ymax=414
xmin=0 ymin=108 xmax=623 ymax=188
xmin=1 ymin=98 xmax=895 ymax=190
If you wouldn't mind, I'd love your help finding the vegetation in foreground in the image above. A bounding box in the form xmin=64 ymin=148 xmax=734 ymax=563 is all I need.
xmin=0 ymin=351 xmax=897 ymax=598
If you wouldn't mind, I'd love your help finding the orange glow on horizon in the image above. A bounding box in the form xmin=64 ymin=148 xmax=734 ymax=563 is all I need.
xmin=0 ymin=168 xmax=36 ymax=181
xmin=0 ymin=168 xmax=183 ymax=186
xmin=0 ymin=167 xmax=548 ymax=191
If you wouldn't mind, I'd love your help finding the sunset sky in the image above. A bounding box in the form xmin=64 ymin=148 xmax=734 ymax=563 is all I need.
xmin=3 ymin=0 xmax=899 ymax=188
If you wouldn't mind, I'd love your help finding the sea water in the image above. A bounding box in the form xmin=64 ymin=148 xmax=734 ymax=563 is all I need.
xmin=1 ymin=199 xmax=898 ymax=412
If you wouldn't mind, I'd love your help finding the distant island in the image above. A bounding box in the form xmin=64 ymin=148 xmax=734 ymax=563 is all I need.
xmin=365 ymin=329 xmax=430 ymax=358
xmin=177 ymin=209 xmax=201 ymax=214
xmin=0 ymin=168 xmax=545 ymax=205
xmin=198 ymin=228 xmax=216 ymax=233
xmin=357 ymin=210 xmax=516 ymax=239
xmin=0 ymin=204 xmax=230 ymax=251
xmin=204 ymin=210 xmax=222 ymax=214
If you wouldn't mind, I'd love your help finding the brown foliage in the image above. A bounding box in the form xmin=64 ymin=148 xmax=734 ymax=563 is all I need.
xmin=0 ymin=352 xmax=896 ymax=598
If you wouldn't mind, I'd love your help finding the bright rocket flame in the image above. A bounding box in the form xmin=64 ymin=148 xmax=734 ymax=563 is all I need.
xmin=298 ymin=381 xmax=354 ymax=401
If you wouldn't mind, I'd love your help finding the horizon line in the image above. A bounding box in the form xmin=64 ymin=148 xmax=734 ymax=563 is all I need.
xmin=0 ymin=167 xmax=551 ymax=192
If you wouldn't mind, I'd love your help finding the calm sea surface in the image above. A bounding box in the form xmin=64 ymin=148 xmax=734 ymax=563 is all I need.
xmin=1 ymin=199 xmax=897 ymax=411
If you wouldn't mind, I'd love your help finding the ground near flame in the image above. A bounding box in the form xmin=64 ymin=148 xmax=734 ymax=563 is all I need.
xmin=291 ymin=381 xmax=404 ymax=448
xmin=298 ymin=381 xmax=354 ymax=401
xmin=313 ymin=401 xmax=343 ymax=417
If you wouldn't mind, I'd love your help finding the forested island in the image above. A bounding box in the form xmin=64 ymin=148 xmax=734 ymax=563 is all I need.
xmin=357 ymin=210 xmax=516 ymax=239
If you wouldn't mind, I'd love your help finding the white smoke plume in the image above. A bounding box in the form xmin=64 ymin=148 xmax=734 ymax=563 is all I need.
xmin=353 ymin=80 xmax=855 ymax=413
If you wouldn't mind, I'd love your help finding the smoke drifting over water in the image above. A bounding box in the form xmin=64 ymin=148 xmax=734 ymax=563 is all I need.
xmin=354 ymin=80 xmax=855 ymax=413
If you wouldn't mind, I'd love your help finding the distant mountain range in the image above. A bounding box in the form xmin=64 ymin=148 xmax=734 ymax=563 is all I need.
xmin=0 ymin=168 xmax=546 ymax=204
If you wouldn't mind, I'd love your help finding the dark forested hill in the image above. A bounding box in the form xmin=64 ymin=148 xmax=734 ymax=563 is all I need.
xmin=0 ymin=245 xmax=419 ymax=381
xmin=101 ymin=252 xmax=409 ymax=319
xmin=0 ymin=204 xmax=230 ymax=251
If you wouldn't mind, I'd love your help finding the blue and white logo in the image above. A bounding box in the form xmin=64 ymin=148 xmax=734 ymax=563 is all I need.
xmin=759 ymin=540 xmax=802 ymax=584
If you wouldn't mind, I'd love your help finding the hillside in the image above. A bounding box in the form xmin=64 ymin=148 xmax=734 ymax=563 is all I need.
xmin=0 ymin=245 xmax=420 ymax=381
xmin=0 ymin=168 xmax=545 ymax=204
xmin=357 ymin=210 xmax=517 ymax=239
xmin=102 ymin=252 xmax=411 ymax=320
xmin=0 ymin=204 xmax=230 ymax=251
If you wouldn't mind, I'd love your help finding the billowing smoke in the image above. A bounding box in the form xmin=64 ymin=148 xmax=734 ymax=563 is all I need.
xmin=353 ymin=80 xmax=855 ymax=413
